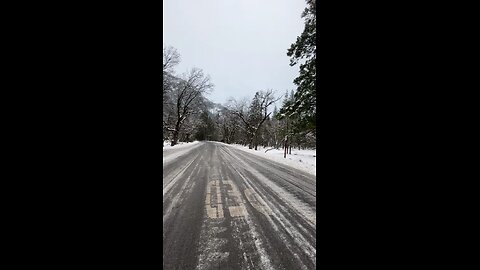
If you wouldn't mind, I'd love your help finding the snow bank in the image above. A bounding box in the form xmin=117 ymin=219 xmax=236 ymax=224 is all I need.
xmin=163 ymin=141 xmax=201 ymax=164
xmin=163 ymin=140 xmax=200 ymax=149
xmin=223 ymin=143 xmax=316 ymax=176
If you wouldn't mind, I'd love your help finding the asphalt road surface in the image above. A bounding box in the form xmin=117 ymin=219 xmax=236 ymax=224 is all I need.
xmin=163 ymin=141 xmax=316 ymax=270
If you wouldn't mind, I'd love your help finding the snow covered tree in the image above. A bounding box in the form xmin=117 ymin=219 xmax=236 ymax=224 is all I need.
xmin=269 ymin=106 xmax=282 ymax=148
xmin=215 ymin=105 xmax=239 ymax=144
xmin=279 ymin=0 xmax=316 ymax=136
xmin=163 ymin=46 xmax=180 ymax=104
xmin=230 ymin=90 xmax=280 ymax=150
xmin=163 ymin=46 xmax=180 ymax=74
xmin=167 ymin=68 xmax=213 ymax=146
xmin=194 ymin=109 xmax=218 ymax=141
xmin=163 ymin=46 xmax=181 ymax=143
xmin=226 ymin=97 xmax=249 ymax=146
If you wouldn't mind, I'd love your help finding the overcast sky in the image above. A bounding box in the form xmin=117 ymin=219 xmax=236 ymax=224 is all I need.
xmin=163 ymin=0 xmax=306 ymax=107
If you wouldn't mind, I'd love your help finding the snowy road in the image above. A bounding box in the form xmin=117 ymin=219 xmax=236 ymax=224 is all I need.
xmin=163 ymin=141 xmax=316 ymax=270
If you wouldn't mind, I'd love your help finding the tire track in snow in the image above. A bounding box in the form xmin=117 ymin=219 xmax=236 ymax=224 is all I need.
xmin=163 ymin=148 xmax=209 ymax=270
xmin=163 ymin=147 xmax=203 ymax=196
xmin=226 ymin=144 xmax=316 ymax=199
xmin=220 ymin=145 xmax=316 ymax=227
xmin=163 ymin=142 xmax=316 ymax=270
xmin=196 ymin=145 xmax=274 ymax=270
xmin=218 ymin=145 xmax=316 ymax=269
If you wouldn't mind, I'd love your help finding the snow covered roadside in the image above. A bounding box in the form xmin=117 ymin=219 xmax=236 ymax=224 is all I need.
xmin=221 ymin=143 xmax=316 ymax=176
xmin=163 ymin=140 xmax=200 ymax=150
xmin=163 ymin=141 xmax=201 ymax=164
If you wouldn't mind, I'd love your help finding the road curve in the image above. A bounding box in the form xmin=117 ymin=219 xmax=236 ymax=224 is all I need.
xmin=163 ymin=141 xmax=316 ymax=270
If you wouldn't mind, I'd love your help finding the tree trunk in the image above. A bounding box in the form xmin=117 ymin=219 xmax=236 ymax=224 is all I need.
xmin=171 ymin=122 xmax=180 ymax=146
xmin=171 ymin=130 xmax=178 ymax=146
xmin=248 ymin=132 xmax=254 ymax=149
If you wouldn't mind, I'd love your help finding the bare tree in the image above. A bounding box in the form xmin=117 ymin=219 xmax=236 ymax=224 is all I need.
xmin=168 ymin=68 xmax=213 ymax=146
xmin=216 ymin=105 xmax=239 ymax=144
xmin=230 ymin=90 xmax=281 ymax=150
xmin=163 ymin=46 xmax=181 ymax=144
xmin=163 ymin=47 xmax=180 ymax=104
xmin=163 ymin=46 xmax=180 ymax=73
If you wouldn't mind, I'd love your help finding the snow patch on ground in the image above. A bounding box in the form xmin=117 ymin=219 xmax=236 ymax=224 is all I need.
xmin=163 ymin=141 xmax=201 ymax=164
xmin=223 ymin=143 xmax=316 ymax=176
xmin=163 ymin=140 xmax=199 ymax=150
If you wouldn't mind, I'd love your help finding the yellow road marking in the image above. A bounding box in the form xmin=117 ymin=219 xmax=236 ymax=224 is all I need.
xmin=205 ymin=180 xmax=224 ymax=219
xmin=228 ymin=205 xmax=246 ymax=217
xmin=224 ymin=180 xmax=247 ymax=218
